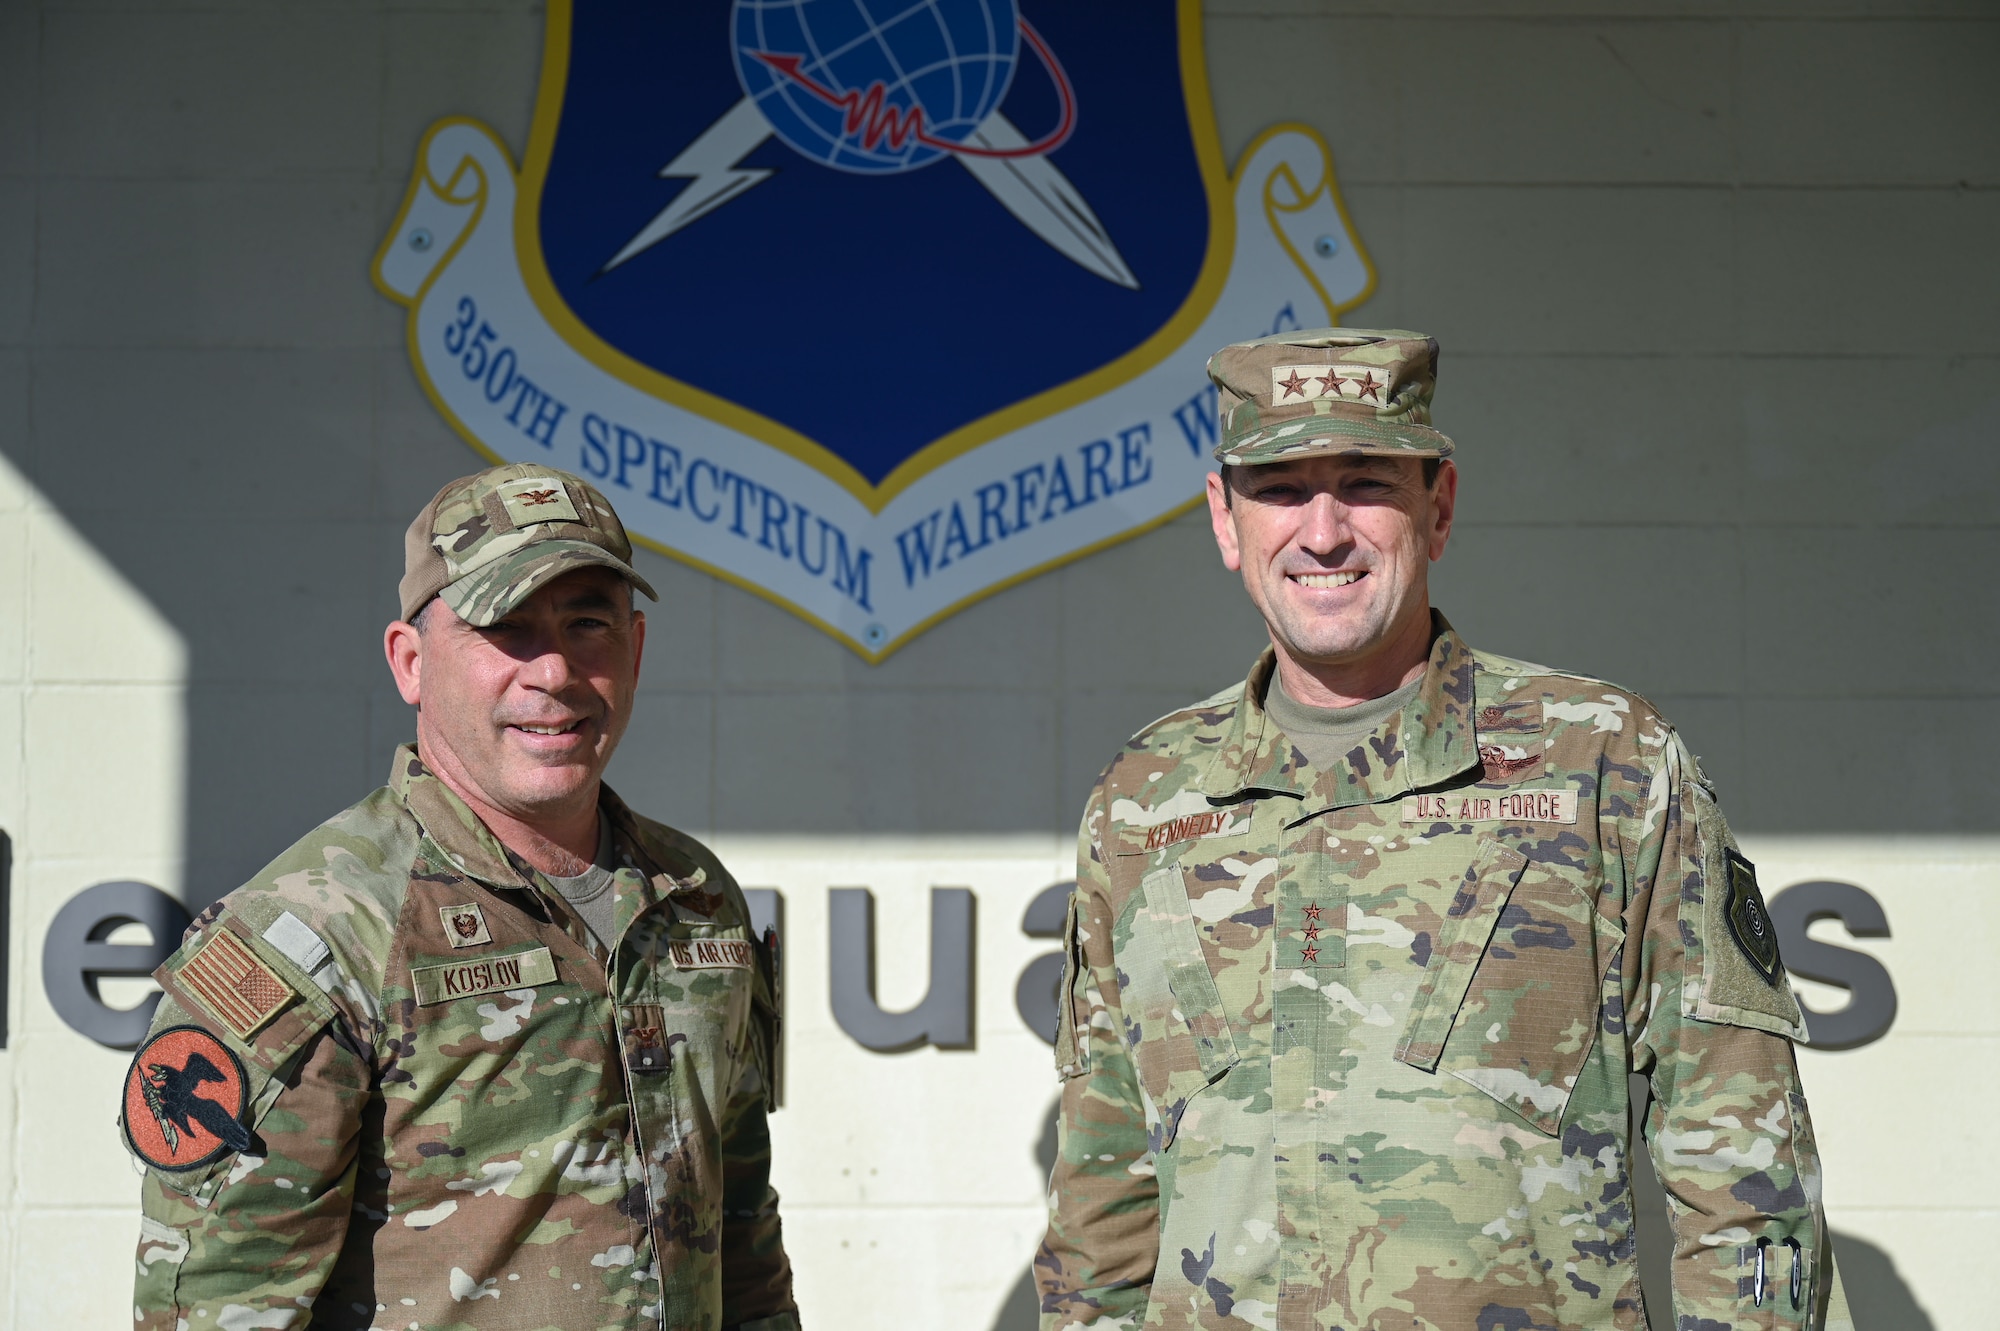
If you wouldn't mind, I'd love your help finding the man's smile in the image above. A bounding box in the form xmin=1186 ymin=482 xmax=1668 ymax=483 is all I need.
xmin=1289 ymin=570 xmax=1364 ymax=590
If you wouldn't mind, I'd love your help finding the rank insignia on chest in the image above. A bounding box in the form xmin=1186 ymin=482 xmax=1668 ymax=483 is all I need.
xmin=621 ymin=1003 xmax=670 ymax=1074
xmin=439 ymin=902 xmax=493 ymax=948
xmin=1723 ymin=848 xmax=1782 ymax=982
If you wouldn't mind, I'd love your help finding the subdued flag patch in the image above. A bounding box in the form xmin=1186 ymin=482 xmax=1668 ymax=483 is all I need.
xmin=177 ymin=928 xmax=297 ymax=1040
xmin=122 ymin=1025 xmax=253 ymax=1171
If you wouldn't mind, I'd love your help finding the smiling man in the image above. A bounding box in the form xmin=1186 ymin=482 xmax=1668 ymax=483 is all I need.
xmin=1037 ymin=330 xmax=1852 ymax=1329
xmin=122 ymin=465 xmax=798 ymax=1331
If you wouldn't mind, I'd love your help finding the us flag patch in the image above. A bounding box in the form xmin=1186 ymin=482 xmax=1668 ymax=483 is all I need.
xmin=177 ymin=929 xmax=296 ymax=1040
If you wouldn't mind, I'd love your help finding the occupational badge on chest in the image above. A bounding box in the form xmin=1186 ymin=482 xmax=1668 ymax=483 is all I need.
xmin=439 ymin=902 xmax=492 ymax=948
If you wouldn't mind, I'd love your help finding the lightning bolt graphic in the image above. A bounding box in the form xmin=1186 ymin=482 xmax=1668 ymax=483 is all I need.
xmin=603 ymin=92 xmax=1134 ymax=287
xmin=600 ymin=97 xmax=776 ymax=274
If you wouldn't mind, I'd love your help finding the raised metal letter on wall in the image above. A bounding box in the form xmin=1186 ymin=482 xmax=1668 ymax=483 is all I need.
xmin=42 ymin=881 xmax=191 ymax=1050
xmin=829 ymin=887 xmax=974 ymax=1052
xmin=373 ymin=1 xmax=1375 ymax=659
xmin=1768 ymin=881 xmax=1898 ymax=1051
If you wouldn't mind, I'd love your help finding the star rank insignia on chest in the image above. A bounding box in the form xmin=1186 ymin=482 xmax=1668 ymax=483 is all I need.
xmin=440 ymin=902 xmax=492 ymax=948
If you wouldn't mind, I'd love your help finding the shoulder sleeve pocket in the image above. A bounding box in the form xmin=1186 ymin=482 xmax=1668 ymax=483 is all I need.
xmin=1681 ymin=785 xmax=1807 ymax=1041
xmin=126 ymin=919 xmax=342 ymax=1198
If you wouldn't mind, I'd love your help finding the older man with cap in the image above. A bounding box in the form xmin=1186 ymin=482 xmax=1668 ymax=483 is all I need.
xmin=1036 ymin=330 xmax=1851 ymax=1329
xmin=122 ymin=464 xmax=798 ymax=1331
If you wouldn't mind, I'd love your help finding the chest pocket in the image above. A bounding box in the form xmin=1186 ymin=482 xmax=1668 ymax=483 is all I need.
xmin=623 ymin=916 xmax=759 ymax=1115
xmin=1393 ymin=839 xmax=1625 ymax=1135
xmin=1118 ymin=865 xmax=1243 ymax=1152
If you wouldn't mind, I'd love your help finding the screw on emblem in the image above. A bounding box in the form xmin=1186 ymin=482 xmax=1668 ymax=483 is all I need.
xmin=1312 ymin=234 xmax=1339 ymax=258
xmin=408 ymin=228 xmax=433 ymax=252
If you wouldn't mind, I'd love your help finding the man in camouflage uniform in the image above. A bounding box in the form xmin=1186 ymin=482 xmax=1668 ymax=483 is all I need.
xmin=1036 ymin=330 xmax=1851 ymax=1330
xmin=121 ymin=464 xmax=798 ymax=1331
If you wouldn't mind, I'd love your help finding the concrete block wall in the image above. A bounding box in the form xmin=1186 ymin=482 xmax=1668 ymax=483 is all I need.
xmin=0 ymin=1 xmax=1992 ymax=1327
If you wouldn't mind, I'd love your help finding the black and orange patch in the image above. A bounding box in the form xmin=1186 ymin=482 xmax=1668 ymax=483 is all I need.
xmin=122 ymin=1026 xmax=254 ymax=1171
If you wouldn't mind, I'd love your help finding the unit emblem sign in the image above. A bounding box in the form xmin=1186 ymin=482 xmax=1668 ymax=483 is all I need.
xmin=376 ymin=0 xmax=1374 ymax=658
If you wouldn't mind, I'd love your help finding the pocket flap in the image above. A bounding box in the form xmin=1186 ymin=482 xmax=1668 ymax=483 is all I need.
xmin=1140 ymin=866 xmax=1241 ymax=1080
xmin=1394 ymin=840 xmax=1528 ymax=1072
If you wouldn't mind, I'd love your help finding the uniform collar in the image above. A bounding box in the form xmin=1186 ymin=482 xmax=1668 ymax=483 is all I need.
xmin=390 ymin=745 xmax=706 ymax=933
xmin=1196 ymin=611 xmax=1481 ymax=814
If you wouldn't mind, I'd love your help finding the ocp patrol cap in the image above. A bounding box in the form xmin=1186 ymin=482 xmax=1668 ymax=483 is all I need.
xmin=399 ymin=463 xmax=659 ymax=626
xmin=1207 ymin=327 xmax=1454 ymax=465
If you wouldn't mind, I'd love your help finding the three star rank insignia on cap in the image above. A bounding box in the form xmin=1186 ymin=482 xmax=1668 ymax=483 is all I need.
xmin=122 ymin=1026 xmax=255 ymax=1171
xmin=1268 ymin=363 xmax=1387 ymax=405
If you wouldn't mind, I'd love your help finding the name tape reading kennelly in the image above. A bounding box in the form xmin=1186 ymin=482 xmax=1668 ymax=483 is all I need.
xmin=1143 ymin=804 xmax=1253 ymax=851
xmin=411 ymin=946 xmax=560 ymax=1006
xmin=668 ymin=938 xmax=756 ymax=970
xmin=1402 ymin=790 xmax=1578 ymax=825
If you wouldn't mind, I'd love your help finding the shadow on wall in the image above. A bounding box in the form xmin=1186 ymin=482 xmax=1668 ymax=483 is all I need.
xmin=987 ymin=1101 xmax=1061 ymax=1331
xmin=988 ymin=1094 xmax=1934 ymax=1331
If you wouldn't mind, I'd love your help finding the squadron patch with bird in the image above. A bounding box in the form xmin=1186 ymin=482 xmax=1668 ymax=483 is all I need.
xmin=122 ymin=1026 xmax=254 ymax=1171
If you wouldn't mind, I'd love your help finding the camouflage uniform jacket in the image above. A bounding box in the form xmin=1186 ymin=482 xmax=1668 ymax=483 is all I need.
xmin=126 ymin=746 xmax=798 ymax=1331
xmin=1038 ymin=621 xmax=1853 ymax=1330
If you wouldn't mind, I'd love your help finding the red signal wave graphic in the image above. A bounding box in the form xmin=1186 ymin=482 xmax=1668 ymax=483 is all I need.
xmin=750 ymin=17 xmax=1076 ymax=161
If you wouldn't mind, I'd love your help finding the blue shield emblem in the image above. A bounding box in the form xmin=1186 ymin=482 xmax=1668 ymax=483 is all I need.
xmin=533 ymin=0 xmax=1213 ymax=486
xmin=376 ymin=0 xmax=1373 ymax=656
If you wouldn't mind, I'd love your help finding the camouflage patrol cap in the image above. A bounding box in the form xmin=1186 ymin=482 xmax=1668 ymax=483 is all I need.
xmin=399 ymin=463 xmax=659 ymax=626
xmin=1207 ymin=327 xmax=1454 ymax=465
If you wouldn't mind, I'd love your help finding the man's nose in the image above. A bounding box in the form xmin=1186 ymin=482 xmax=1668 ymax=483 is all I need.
xmin=521 ymin=636 xmax=580 ymax=689
xmin=1296 ymin=491 xmax=1351 ymax=552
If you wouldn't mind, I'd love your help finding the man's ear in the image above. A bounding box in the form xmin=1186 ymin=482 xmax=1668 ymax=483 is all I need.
xmin=384 ymin=618 xmax=424 ymax=706
xmin=1206 ymin=470 xmax=1242 ymax=572
xmin=1426 ymin=459 xmax=1458 ymax=562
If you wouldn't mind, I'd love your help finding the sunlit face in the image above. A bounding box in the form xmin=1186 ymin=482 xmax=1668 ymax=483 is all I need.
xmin=385 ymin=567 xmax=646 ymax=828
xmin=1206 ymin=454 xmax=1456 ymax=678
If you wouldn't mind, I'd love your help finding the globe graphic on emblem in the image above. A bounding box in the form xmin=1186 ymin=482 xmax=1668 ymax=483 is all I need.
xmin=732 ymin=0 xmax=1022 ymax=174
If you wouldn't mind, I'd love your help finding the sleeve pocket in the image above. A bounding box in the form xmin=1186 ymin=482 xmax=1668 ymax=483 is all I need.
xmin=1054 ymin=894 xmax=1090 ymax=1081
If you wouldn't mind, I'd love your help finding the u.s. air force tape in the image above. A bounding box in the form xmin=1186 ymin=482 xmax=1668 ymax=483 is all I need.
xmin=668 ymin=938 xmax=754 ymax=970
xmin=1402 ymin=789 xmax=1577 ymax=825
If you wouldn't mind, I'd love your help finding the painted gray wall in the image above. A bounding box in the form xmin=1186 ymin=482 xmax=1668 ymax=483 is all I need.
xmin=2 ymin=1 xmax=1994 ymax=876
